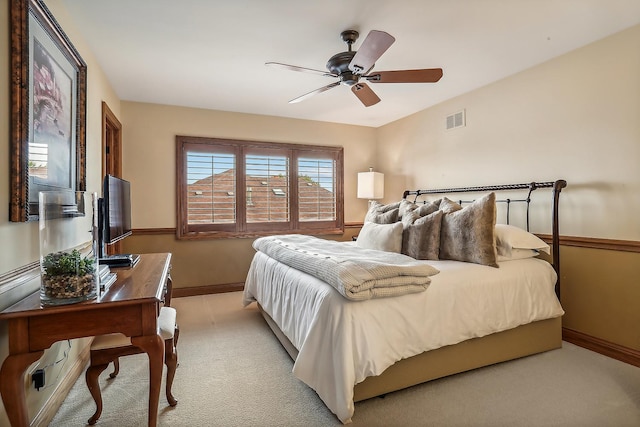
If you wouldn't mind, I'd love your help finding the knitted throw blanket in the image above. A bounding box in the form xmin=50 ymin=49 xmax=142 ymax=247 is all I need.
xmin=252 ymin=234 xmax=439 ymax=301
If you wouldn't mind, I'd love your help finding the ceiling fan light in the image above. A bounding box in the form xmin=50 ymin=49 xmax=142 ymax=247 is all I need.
xmin=340 ymin=72 xmax=359 ymax=86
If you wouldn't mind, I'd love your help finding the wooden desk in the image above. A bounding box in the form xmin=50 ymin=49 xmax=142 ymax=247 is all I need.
xmin=0 ymin=252 xmax=171 ymax=427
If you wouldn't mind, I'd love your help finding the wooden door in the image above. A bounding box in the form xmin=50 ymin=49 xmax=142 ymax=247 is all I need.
xmin=101 ymin=102 xmax=123 ymax=255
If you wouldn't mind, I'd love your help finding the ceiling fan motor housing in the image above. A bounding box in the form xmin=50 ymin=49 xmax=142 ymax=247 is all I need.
xmin=326 ymin=51 xmax=359 ymax=86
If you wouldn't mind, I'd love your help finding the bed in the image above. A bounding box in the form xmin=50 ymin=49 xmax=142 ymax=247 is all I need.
xmin=243 ymin=180 xmax=567 ymax=423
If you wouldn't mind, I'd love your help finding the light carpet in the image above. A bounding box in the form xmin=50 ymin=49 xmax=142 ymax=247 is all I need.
xmin=50 ymin=291 xmax=640 ymax=426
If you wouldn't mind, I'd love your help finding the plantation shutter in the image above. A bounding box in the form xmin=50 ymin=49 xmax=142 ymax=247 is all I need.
xmin=245 ymin=153 xmax=290 ymax=224
xmin=298 ymin=157 xmax=336 ymax=222
xmin=186 ymin=151 xmax=236 ymax=226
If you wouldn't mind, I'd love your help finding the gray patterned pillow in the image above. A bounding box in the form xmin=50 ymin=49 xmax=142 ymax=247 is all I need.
xmin=439 ymin=197 xmax=463 ymax=214
xmin=439 ymin=192 xmax=498 ymax=267
xmin=415 ymin=202 xmax=439 ymax=217
xmin=398 ymin=199 xmax=418 ymax=219
xmin=401 ymin=210 xmax=444 ymax=260
xmin=365 ymin=201 xmax=400 ymax=224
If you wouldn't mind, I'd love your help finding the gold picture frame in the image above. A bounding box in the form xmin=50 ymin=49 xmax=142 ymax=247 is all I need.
xmin=9 ymin=0 xmax=87 ymax=222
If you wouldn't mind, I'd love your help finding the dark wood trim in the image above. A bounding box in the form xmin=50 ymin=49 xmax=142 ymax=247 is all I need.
xmin=537 ymin=234 xmax=640 ymax=253
xmin=563 ymin=327 xmax=640 ymax=368
xmin=102 ymin=101 xmax=123 ymax=255
xmin=131 ymin=226 xmax=640 ymax=253
xmin=101 ymin=101 xmax=122 ymax=178
xmin=173 ymin=282 xmax=244 ymax=298
xmin=136 ymin=222 xmax=483 ymax=234
xmin=132 ymin=228 xmax=177 ymax=236
xmin=131 ymin=227 xmax=348 ymax=238
xmin=344 ymin=222 xmax=364 ymax=228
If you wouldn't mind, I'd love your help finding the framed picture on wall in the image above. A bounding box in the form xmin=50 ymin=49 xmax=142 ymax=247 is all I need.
xmin=9 ymin=0 xmax=87 ymax=222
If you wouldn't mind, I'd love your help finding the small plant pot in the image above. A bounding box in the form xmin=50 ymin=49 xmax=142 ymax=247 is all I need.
xmin=39 ymin=191 xmax=98 ymax=306
xmin=40 ymin=250 xmax=98 ymax=306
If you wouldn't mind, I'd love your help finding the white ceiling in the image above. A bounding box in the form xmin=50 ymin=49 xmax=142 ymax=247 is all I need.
xmin=59 ymin=0 xmax=640 ymax=128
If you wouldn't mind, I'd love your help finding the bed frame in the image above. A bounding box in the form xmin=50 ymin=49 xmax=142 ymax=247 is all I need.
xmin=259 ymin=179 xmax=567 ymax=404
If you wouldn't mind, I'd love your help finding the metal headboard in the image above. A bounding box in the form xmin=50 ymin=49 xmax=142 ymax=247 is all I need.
xmin=402 ymin=180 xmax=567 ymax=298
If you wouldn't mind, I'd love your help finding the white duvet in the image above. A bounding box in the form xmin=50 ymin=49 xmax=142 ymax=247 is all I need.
xmin=243 ymin=248 xmax=564 ymax=424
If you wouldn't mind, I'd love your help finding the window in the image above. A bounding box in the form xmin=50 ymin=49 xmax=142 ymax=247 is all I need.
xmin=177 ymin=136 xmax=344 ymax=239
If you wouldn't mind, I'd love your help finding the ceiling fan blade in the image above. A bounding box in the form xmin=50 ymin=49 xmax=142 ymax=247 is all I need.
xmin=266 ymin=62 xmax=337 ymax=77
xmin=365 ymin=68 xmax=443 ymax=83
xmin=289 ymin=81 xmax=341 ymax=104
xmin=351 ymin=83 xmax=380 ymax=107
xmin=348 ymin=30 xmax=395 ymax=74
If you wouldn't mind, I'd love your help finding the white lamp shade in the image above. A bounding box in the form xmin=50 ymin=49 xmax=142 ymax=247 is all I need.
xmin=357 ymin=171 xmax=384 ymax=199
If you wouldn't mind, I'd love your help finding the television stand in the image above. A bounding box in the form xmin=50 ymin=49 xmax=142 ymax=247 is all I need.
xmin=100 ymin=253 xmax=140 ymax=268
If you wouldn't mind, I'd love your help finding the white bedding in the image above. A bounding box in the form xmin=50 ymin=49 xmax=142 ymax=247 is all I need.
xmin=243 ymin=247 xmax=564 ymax=424
xmin=252 ymin=234 xmax=439 ymax=300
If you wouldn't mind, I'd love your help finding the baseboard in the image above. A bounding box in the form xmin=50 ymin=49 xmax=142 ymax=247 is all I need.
xmin=173 ymin=282 xmax=244 ymax=298
xmin=562 ymin=327 xmax=640 ymax=367
xmin=31 ymin=342 xmax=91 ymax=427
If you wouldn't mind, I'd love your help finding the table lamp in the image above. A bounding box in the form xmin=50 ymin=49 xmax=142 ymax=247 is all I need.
xmin=357 ymin=167 xmax=384 ymax=206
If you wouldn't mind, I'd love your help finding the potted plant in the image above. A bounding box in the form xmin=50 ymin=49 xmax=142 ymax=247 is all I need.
xmin=41 ymin=249 xmax=98 ymax=305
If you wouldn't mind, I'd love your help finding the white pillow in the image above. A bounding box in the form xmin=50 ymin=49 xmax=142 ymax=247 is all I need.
xmin=494 ymin=224 xmax=550 ymax=256
xmin=496 ymin=248 xmax=540 ymax=262
xmin=356 ymin=222 xmax=403 ymax=253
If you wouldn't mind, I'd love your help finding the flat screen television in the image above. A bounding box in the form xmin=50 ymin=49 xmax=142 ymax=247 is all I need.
xmin=97 ymin=175 xmax=132 ymax=260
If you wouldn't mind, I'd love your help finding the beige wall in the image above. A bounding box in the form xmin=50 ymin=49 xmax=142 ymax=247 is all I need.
xmin=120 ymin=101 xmax=377 ymax=228
xmin=377 ymin=24 xmax=640 ymax=241
xmin=561 ymin=246 xmax=640 ymax=350
xmin=0 ymin=0 xmax=121 ymax=423
xmin=376 ymin=25 xmax=640 ymax=351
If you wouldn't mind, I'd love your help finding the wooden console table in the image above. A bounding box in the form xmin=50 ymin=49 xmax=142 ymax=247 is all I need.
xmin=0 ymin=252 xmax=172 ymax=427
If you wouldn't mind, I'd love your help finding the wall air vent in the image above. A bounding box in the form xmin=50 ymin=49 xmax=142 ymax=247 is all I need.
xmin=446 ymin=109 xmax=466 ymax=130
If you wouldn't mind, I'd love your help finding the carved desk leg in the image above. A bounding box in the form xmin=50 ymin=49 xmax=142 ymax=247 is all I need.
xmin=132 ymin=333 xmax=165 ymax=427
xmin=86 ymin=362 xmax=110 ymax=425
xmin=0 ymin=351 xmax=44 ymax=427
xmin=164 ymin=273 xmax=173 ymax=307
xmin=164 ymin=324 xmax=179 ymax=406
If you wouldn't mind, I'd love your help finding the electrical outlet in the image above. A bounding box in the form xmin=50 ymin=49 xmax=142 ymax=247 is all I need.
xmin=32 ymin=369 xmax=45 ymax=391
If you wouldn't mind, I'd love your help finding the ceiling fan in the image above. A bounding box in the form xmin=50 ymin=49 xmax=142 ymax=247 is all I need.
xmin=266 ymin=29 xmax=443 ymax=107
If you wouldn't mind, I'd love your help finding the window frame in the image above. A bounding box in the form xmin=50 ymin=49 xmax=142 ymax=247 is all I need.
xmin=176 ymin=135 xmax=344 ymax=239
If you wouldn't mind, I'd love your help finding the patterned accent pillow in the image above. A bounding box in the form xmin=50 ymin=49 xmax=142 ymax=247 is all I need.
xmin=438 ymin=197 xmax=463 ymax=214
xmin=398 ymin=199 xmax=418 ymax=220
xmin=401 ymin=210 xmax=444 ymax=260
xmin=365 ymin=201 xmax=400 ymax=224
xmin=439 ymin=192 xmax=498 ymax=267
xmin=415 ymin=202 xmax=439 ymax=217
xmin=399 ymin=199 xmax=439 ymax=219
